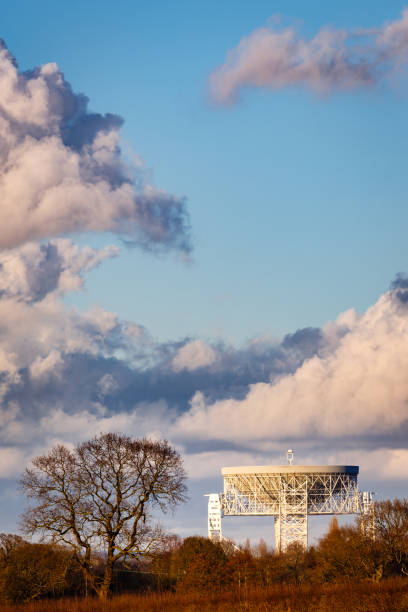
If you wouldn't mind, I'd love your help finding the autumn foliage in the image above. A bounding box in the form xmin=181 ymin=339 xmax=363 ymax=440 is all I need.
xmin=2 ymin=498 xmax=408 ymax=609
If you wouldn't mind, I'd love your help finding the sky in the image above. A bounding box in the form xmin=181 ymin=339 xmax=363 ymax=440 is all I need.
xmin=0 ymin=0 xmax=408 ymax=546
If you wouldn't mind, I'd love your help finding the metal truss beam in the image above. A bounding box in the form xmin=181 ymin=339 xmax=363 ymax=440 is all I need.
xmin=208 ymin=467 xmax=372 ymax=551
xmin=221 ymin=472 xmax=360 ymax=516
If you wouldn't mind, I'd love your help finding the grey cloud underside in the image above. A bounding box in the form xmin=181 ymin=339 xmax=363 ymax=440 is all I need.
xmin=1 ymin=329 xmax=323 ymax=421
xmin=390 ymin=273 xmax=408 ymax=304
xmin=0 ymin=240 xmax=324 ymax=417
xmin=1 ymin=240 xmax=408 ymax=486
xmin=0 ymin=240 xmax=328 ymax=464
xmin=0 ymin=39 xmax=191 ymax=252
xmin=0 ymin=243 xmax=61 ymax=302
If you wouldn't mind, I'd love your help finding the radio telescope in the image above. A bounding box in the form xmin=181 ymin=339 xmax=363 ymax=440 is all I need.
xmin=207 ymin=450 xmax=374 ymax=550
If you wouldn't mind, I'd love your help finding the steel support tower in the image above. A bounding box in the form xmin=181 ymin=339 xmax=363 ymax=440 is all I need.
xmin=207 ymin=454 xmax=374 ymax=550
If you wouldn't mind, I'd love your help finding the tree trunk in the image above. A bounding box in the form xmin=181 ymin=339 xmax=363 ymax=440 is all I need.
xmin=98 ymin=558 xmax=114 ymax=599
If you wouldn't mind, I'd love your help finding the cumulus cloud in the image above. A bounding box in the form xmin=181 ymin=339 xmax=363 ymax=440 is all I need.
xmin=173 ymin=287 xmax=408 ymax=454
xmin=1 ymin=238 xmax=408 ymax=494
xmin=0 ymin=240 xmax=129 ymax=378
xmin=172 ymin=340 xmax=218 ymax=372
xmin=0 ymin=239 xmax=118 ymax=302
xmin=0 ymin=237 xmax=308 ymax=413
xmin=0 ymin=238 xmax=334 ymax=486
xmin=0 ymin=40 xmax=191 ymax=252
xmin=210 ymin=8 xmax=408 ymax=104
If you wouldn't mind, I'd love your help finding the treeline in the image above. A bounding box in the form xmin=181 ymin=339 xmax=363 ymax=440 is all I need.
xmin=153 ymin=498 xmax=408 ymax=591
xmin=1 ymin=498 xmax=408 ymax=604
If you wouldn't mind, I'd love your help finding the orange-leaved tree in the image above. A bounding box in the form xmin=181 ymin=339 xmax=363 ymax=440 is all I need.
xmin=170 ymin=536 xmax=229 ymax=591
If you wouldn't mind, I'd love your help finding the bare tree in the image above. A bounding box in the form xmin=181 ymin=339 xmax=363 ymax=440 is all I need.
xmin=375 ymin=498 xmax=408 ymax=576
xmin=20 ymin=433 xmax=187 ymax=599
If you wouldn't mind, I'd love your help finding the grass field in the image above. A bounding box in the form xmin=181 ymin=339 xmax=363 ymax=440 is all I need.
xmin=1 ymin=579 xmax=408 ymax=611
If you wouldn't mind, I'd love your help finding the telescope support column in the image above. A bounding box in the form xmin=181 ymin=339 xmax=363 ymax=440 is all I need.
xmin=207 ymin=494 xmax=222 ymax=541
xmin=361 ymin=491 xmax=375 ymax=540
xmin=275 ymin=476 xmax=308 ymax=551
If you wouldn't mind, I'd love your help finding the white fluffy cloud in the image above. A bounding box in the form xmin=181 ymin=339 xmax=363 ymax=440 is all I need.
xmin=210 ymin=8 xmax=408 ymax=104
xmin=172 ymin=340 xmax=218 ymax=372
xmin=0 ymin=240 xmax=131 ymax=377
xmin=173 ymin=290 xmax=408 ymax=449
xmin=0 ymin=41 xmax=191 ymax=252
xmin=0 ymin=239 xmax=119 ymax=302
xmin=0 ymin=239 xmax=407 ymax=492
xmin=0 ymin=240 xmax=408 ymax=489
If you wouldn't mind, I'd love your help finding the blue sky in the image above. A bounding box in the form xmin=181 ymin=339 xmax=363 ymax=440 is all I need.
xmin=1 ymin=1 xmax=408 ymax=545
xmin=3 ymin=0 xmax=407 ymax=344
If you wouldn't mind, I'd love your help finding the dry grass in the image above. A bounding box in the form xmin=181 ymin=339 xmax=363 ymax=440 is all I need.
xmin=1 ymin=579 xmax=408 ymax=612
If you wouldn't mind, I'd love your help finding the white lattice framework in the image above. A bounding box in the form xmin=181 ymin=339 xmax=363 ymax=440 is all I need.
xmin=206 ymin=494 xmax=222 ymax=542
xmin=361 ymin=490 xmax=375 ymax=540
xmin=207 ymin=464 xmax=374 ymax=550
